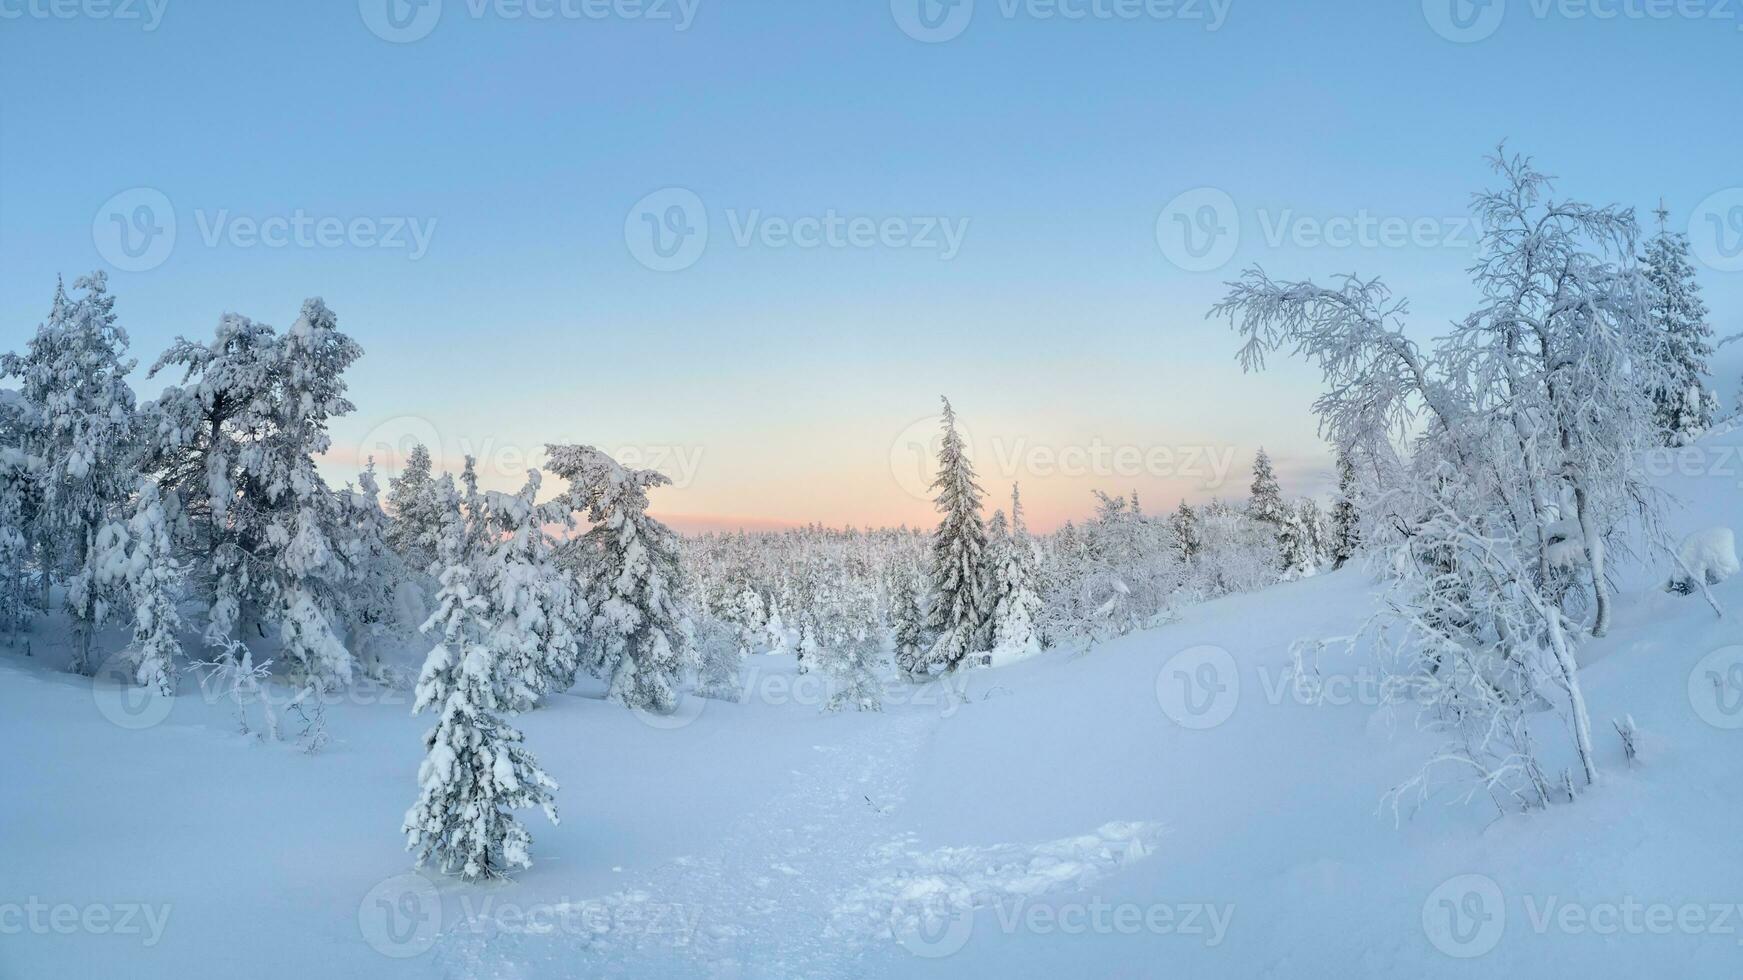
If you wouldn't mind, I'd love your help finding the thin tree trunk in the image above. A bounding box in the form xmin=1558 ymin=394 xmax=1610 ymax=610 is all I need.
xmin=1572 ymin=484 xmax=1609 ymax=637
xmin=1544 ymin=606 xmax=1598 ymax=787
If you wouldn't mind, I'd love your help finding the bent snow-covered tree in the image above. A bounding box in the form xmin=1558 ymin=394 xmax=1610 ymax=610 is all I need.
xmin=147 ymin=299 xmax=365 ymax=689
xmin=547 ymin=444 xmax=694 ymax=714
xmin=1211 ymin=149 xmax=1661 ymax=804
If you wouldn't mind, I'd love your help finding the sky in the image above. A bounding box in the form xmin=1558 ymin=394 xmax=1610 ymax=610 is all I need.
xmin=2 ymin=0 xmax=1740 ymax=532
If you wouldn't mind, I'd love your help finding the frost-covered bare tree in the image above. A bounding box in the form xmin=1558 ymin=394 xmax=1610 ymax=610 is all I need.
xmin=1213 ymin=149 xmax=1665 ymax=806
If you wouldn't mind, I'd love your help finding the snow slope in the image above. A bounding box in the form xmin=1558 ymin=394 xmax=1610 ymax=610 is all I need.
xmin=3 ymin=423 xmax=1741 ymax=979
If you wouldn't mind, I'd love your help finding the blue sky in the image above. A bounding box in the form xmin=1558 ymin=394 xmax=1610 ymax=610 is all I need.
xmin=3 ymin=0 xmax=1739 ymax=529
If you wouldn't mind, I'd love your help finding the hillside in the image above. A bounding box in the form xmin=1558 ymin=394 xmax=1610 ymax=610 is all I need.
xmin=3 ymin=423 xmax=1740 ymax=979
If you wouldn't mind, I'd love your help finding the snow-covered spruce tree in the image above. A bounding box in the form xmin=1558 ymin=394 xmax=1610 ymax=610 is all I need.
xmin=763 ymin=605 xmax=791 ymax=658
xmin=1641 ymin=204 xmax=1719 ymax=446
xmin=405 ymin=511 xmax=559 ymax=881
xmin=890 ymin=573 xmax=928 ymax=678
xmin=1246 ymin=449 xmax=1285 ymax=526
xmin=692 ymin=612 xmax=743 ymax=702
xmin=922 ymin=397 xmax=992 ymax=673
xmin=336 ymin=461 xmax=414 ymax=684
xmin=1299 ymin=498 xmax=1330 ymax=570
xmin=812 ymin=574 xmax=884 ymax=711
xmin=546 ymin=445 xmax=694 ymax=714
xmin=146 ymin=299 xmax=363 ymax=690
xmin=92 ymin=479 xmax=183 ymax=695
xmin=694 ymin=583 xmax=762 ymax=701
xmin=730 ymin=585 xmax=768 ymax=658
xmin=2 ymin=274 xmax=140 ymax=673
xmin=0 ymin=448 xmax=40 ymax=641
xmin=1276 ymin=505 xmax=1313 ymax=579
xmin=471 ymin=469 xmax=586 ymax=712
xmin=384 ymin=443 xmax=444 ymax=575
xmin=1169 ymin=499 xmax=1201 ymax=565
xmin=1329 ymin=447 xmax=1360 ymax=569
xmin=988 ymin=487 xmax=1043 ymax=660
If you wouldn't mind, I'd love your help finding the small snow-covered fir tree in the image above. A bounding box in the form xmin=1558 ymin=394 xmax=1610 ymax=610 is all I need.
xmin=547 ymin=444 xmax=694 ymax=714
xmin=730 ymin=585 xmax=767 ymax=658
xmin=1329 ymin=447 xmax=1360 ymax=569
xmin=890 ymin=573 xmax=928 ymax=678
xmin=795 ymin=613 xmax=819 ymax=675
xmin=988 ymin=486 xmax=1043 ymax=660
xmin=692 ymin=612 xmax=744 ymax=701
xmin=0 ymin=448 xmax=39 ymax=641
xmin=336 ymin=461 xmax=412 ymax=683
xmin=93 ymin=479 xmax=183 ymax=695
xmin=404 ymin=514 xmax=559 ymax=881
xmin=1247 ymin=449 xmax=1285 ymax=526
xmin=812 ymin=576 xmax=883 ymax=711
xmin=923 ymin=397 xmax=991 ymax=673
xmin=1642 ymin=203 xmax=1719 ymax=445
xmin=1169 ymin=499 xmax=1201 ymax=565
xmin=385 ymin=443 xmax=443 ymax=575
xmin=764 ymin=606 xmax=790 ymax=658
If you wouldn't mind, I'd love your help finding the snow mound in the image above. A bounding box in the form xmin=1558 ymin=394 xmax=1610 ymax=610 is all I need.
xmin=1669 ymin=526 xmax=1738 ymax=592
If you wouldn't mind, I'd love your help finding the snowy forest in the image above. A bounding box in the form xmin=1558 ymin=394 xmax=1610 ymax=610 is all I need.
xmin=6 ymin=4 xmax=1743 ymax=964
xmin=5 ymin=150 xmax=1737 ymax=879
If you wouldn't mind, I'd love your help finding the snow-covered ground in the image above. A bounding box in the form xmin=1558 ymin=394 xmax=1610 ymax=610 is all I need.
xmin=4 ymin=424 xmax=1741 ymax=979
